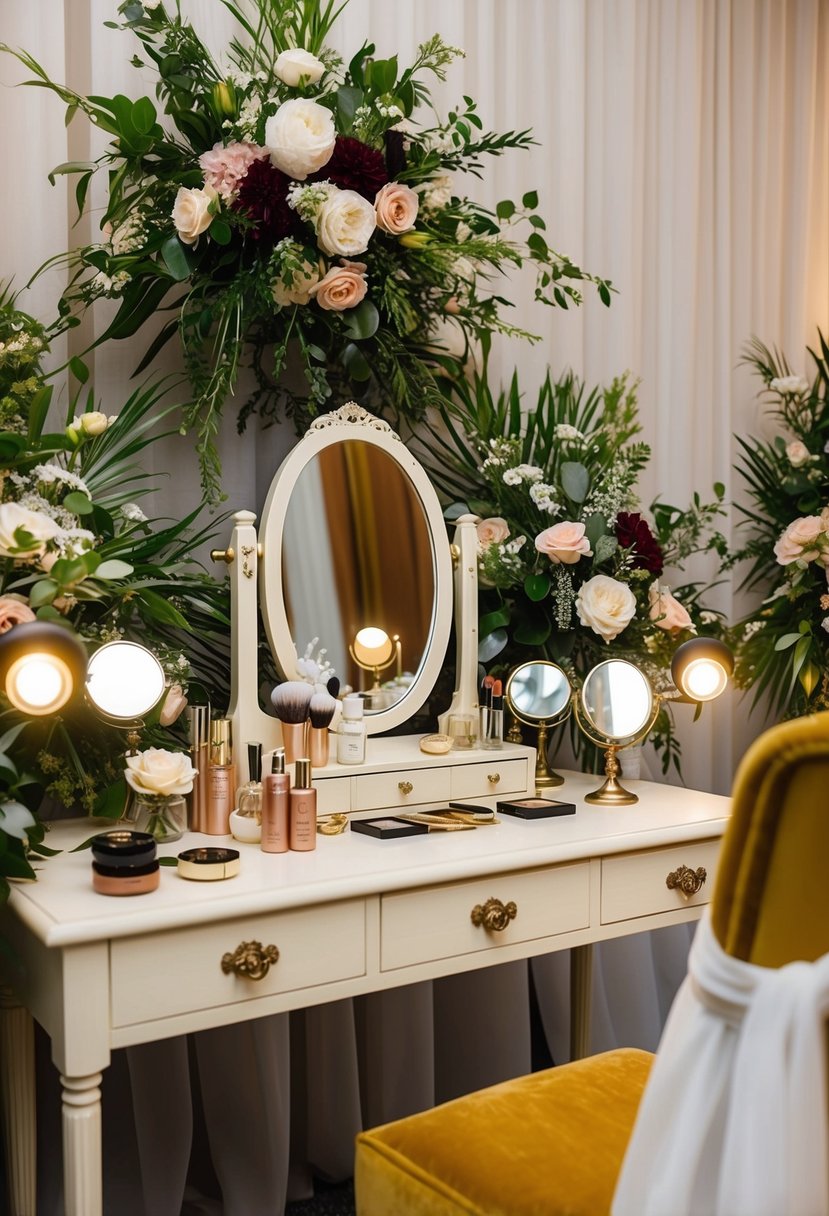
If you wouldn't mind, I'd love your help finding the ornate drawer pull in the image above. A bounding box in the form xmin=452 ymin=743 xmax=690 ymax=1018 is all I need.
xmin=398 ymin=781 xmax=413 ymax=795
xmin=487 ymin=773 xmax=500 ymax=785
xmin=666 ymin=865 xmax=707 ymax=899
xmin=471 ymin=897 xmax=518 ymax=932
xmin=221 ymin=940 xmax=280 ymax=981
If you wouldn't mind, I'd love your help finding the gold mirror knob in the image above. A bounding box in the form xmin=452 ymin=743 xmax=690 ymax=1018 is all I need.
xmin=666 ymin=864 xmax=707 ymax=899
xmin=471 ymin=897 xmax=518 ymax=932
xmin=221 ymin=940 xmax=280 ymax=981
xmin=210 ymin=547 xmax=235 ymax=565
xmin=398 ymin=781 xmax=413 ymax=795
xmin=487 ymin=772 xmax=500 ymax=785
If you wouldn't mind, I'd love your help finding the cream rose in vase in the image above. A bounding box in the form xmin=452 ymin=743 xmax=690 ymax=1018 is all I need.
xmin=576 ymin=575 xmax=637 ymax=643
xmin=171 ymin=184 xmax=217 ymax=245
xmin=126 ymin=747 xmax=197 ymax=842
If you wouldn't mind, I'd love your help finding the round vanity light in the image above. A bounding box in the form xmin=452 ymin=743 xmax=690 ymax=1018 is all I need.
xmin=0 ymin=622 xmax=87 ymax=716
xmin=671 ymin=638 xmax=734 ymax=703
xmin=352 ymin=627 xmax=394 ymax=668
xmin=85 ymin=640 xmax=166 ymax=722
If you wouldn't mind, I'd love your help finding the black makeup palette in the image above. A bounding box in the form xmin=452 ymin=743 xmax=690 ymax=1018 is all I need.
xmin=495 ymin=797 xmax=576 ymax=820
xmin=351 ymin=817 xmax=429 ymax=839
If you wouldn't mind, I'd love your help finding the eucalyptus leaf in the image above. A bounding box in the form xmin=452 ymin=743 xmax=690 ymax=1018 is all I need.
xmin=478 ymin=628 xmax=508 ymax=663
xmin=560 ymin=461 xmax=590 ymax=503
xmin=341 ymin=300 xmax=379 ymax=341
xmin=479 ymin=606 xmax=511 ymax=639
xmin=63 ymin=490 xmax=93 ymax=516
xmin=584 ymin=512 xmax=608 ymax=549
xmin=444 ymin=502 xmax=470 ymax=521
xmin=524 ymin=573 xmax=551 ymax=602
xmin=29 ymin=579 xmax=58 ymax=608
xmin=0 ymin=802 xmax=36 ymax=840
xmin=94 ymin=559 xmax=135 ymax=580
xmin=594 ymin=535 xmax=618 ymax=564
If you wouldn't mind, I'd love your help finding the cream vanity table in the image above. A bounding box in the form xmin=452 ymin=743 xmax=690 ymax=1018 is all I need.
xmin=0 ymin=407 xmax=731 ymax=1216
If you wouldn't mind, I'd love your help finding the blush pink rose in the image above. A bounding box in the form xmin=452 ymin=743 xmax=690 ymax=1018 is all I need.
xmin=309 ymin=261 xmax=368 ymax=311
xmin=648 ymin=581 xmax=695 ymax=633
xmin=0 ymin=596 xmax=36 ymax=634
xmin=476 ymin=517 xmax=510 ymax=548
xmin=773 ymin=516 xmax=825 ymax=565
xmin=199 ymin=141 xmax=266 ymax=200
xmin=785 ymin=440 xmax=811 ymax=468
xmin=374 ymin=182 xmax=419 ymax=234
xmin=534 ymin=521 xmax=592 ymax=565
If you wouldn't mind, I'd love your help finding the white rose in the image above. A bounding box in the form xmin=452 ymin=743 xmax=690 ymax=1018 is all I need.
xmin=786 ymin=440 xmax=811 ymax=468
xmin=171 ymin=185 xmax=216 ymax=245
xmin=316 ymin=188 xmax=376 ymax=256
xmin=275 ymin=48 xmax=325 ymax=87
xmin=0 ymin=503 xmax=61 ymax=559
xmin=770 ymin=375 xmax=809 ymax=396
xmin=575 ymin=574 xmax=637 ymax=643
xmin=79 ymin=411 xmax=110 ymax=437
xmin=125 ymin=748 xmax=197 ymax=797
xmin=264 ymin=98 xmax=336 ymax=180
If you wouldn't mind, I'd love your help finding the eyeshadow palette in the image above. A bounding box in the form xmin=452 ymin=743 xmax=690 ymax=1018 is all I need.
xmin=351 ymin=817 xmax=429 ymax=839
xmin=495 ymin=797 xmax=576 ymax=820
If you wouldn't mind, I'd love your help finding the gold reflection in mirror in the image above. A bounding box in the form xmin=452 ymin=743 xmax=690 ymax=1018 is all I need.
xmin=281 ymin=441 xmax=434 ymax=710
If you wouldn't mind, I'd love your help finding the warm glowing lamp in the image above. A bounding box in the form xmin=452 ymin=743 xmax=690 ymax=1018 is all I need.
xmin=350 ymin=627 xmax=402 ymax=691
xmin=0 ymin=622 xmax=87 ymax=716
xmin=671 ymin=638 xmax=734 ymax=703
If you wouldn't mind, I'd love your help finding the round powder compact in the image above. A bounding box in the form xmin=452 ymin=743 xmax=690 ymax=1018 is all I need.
xmin=92 ymin=858 xmax=160 ymax=896
xmin=178 ymin=847 xmax=240 ymax=882
xmin=419 ymin=733 xmax=452 ymax=756
xmin=90 ymin=830 xmax=159 ymax=896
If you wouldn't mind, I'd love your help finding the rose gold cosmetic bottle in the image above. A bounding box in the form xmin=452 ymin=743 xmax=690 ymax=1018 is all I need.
xmin=188 ymin=705 xmax=210 ymax=832
xmin=289 ymin=758 xmax=316 ymax=851
xmin=261 ymin=748 xmax=290 ymax=854
xmin=206 ymin=718 xmax=236 ymax=835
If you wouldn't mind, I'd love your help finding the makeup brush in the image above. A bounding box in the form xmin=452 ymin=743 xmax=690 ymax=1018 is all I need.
xmin=271 ymin=681 xmax=313 ymax=765
xmin=308 ymin=691 xmax=337 ymax=768
xmin=327 ymin=675 xmax=341 ymax=699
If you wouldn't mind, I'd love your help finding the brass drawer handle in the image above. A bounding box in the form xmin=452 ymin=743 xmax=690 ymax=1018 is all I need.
xmin=666 ymin=865 xmax=707 ymax=899
xmin=487 ymin=772 xmax=500 ymax=785
xmin=398 ymin=781 xmax=413 ymax=795
xmin=471 ymin=897 xmax=517 ymax=932
xmin=221 ymin=940 xmax=280 ymax=981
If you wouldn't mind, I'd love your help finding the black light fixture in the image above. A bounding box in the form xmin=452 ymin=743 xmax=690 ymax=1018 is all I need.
xmin=671 ymin=637 xmax=734 ymax=703
xmin=0 ymin=621 xmax=88 ymax=716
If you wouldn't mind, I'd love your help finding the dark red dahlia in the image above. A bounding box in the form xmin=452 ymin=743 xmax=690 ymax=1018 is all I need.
xmin=233 ymin=159 xmax=299 ymax=243
xmin=310 ymin=136 xmax=389 ymax=200
xmin=615 ymin=512 xmax=664 ymax=575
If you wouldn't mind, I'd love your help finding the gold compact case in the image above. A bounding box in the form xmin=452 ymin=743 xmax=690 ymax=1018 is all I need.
xmin=177 ymin=846 xmax=240 ymax=881
xmin=419 ymin=733 xmax=452 ymax=755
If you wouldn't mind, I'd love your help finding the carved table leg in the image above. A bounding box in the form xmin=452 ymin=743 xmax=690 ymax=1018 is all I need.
xmin=0 ymin=987 xmax=36 ymax=1216
xmin=60 ymin=1073 xmax=103 ymax=1216
xmin=569 ymin=943 xmax=594 ymax=1061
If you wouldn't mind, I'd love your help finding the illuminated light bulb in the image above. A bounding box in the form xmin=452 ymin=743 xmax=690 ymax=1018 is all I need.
xmin=671 ymin=638 xmax=733 ymax=703
xmin=6 ymin=652 xmax=74 ymax=716
xmin=353 ymin=627 xmax=394 ymax=667
xmin=681 ymin=658 xmax=728 ymax=702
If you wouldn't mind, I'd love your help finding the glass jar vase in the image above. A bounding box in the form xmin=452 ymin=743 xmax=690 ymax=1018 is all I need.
xmin=132 ymin=794 xmax=187 ymax=844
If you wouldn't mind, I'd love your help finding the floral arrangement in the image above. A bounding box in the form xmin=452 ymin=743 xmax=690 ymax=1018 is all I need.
xmin=727 ymin=334 xmax=829 ymax=716
xmin=4 ymin=0 xmax=611 ymax=498
xmin=419 ymin=356 xmax=727 ymax=770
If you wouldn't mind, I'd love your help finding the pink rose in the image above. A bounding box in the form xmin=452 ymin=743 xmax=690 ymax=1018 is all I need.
xmin=535 ymin=521 xmax=592 ymax=565
xmin=309 ymin=261 xmax=368 ymax=311
xmin=476 ymin=517 xmax=510 ymax=548
xmin=773 ymin=516 xmax=825 ymax=565
xmin=160 ymin=683 xmax=188 ymax=726
xmin=199 ymin=141 xmax=266 ymax=201
xmin=374 ymin=182 xmax=419 ymax=235
xmin=648 ymin=581 xmax=695 ymax=633
xmin=0 ymin=596 xmax=35 ymax=634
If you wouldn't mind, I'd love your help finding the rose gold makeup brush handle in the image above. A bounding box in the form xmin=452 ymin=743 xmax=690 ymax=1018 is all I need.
xmin=309 ymin=726 xmax=330 ymax=768
xmin=281 ymin=721 xmax=308 ymax=766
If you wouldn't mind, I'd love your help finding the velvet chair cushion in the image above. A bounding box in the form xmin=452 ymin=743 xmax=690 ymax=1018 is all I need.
xmin=354 ymin=1048 xmax=652 ymax=1216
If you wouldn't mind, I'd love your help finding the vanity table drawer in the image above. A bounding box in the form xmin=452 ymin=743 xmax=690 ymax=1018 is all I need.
xmin=450 ymin=758 xmax=528 ymax=800
xmin=353 ymin=766 xmax=451 ymax=811
xmin=315 ymin=775 xmax=351 ymax=815
xmin=601 ymin=839 xmax=721 ymax=924
xmin=110 ymin=900 xmax=366 ymax=1026
xmin=381 ymin=862 xmax=590 ymax=971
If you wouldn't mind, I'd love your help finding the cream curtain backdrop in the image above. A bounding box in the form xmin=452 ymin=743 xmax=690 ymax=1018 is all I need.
xmin=2 ymin=2 xmax=829 ymax=1213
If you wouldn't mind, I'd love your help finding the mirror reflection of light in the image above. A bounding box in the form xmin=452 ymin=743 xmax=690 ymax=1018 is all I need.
xmin=85 ymin=642 xmax=165 ymax=720
xmin=353 ymin=627 xmax=394 ymax=666
xmin=6 ymin=653 xmax=74 ymax=715
xmin=681 ymin=658 xmax=728 ymax=701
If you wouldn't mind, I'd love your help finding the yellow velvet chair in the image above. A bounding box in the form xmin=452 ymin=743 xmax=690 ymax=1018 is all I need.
xmin=354 ymin=712 xmax=829 ymax=1216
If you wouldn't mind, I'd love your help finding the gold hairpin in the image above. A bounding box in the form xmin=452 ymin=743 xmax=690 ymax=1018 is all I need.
xmin=317 ymin=813 xmax=349 ymax=836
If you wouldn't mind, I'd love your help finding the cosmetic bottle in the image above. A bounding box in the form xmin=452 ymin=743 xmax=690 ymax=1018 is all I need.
xmin=290 ymin=758 xmax=316 ymax=851
xmin=337 ymin=695 xmax=366 ymax=765
xmin=481 ymin=680 xmax=504 ymax=750
xmin=229 ymin=742 xmax=263 ymax=844
xmin=206 ymin=718 xmax=236 ymax=835
xmin=188 ymin=704 xmax=210 ymax=832
xmin=261 ymin=748 xmax=290 ymax=854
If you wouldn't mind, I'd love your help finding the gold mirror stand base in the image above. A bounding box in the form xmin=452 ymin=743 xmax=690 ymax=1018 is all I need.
xmin=534 ymin=722 xmax=565 ymax=788
xmin=584 ymin=745 xmax=639 ymax=806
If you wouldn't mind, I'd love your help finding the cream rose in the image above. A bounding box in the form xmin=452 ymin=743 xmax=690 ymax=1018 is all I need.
xmin=374 ymin=182 xmax=419 ymax=234
xmin=535 ymin=521 xmax=592 ymax=565
xmin=0 ymin=596 xmax=36 ymax=634
xmin=264 ymin=98 xmax=335 ymax=180
xmin=79 ymin=411 xmax=110 ymax=437
xmin=0 ymin=503 xmax=61 ymax=559
xmin=171 ymin=185 xmax=216 ymax=245
xmin=477 ymin=517 xmax=510 ymax=548
xmin=648 ymin=581 xmax=695 ymax=633
xmin=275 ymin=48 xmax=326 ymax=87
xmin=576 ymin=575 xmax=637 ymax=643
xmin=159 ymin=684 xmax=188 ymax=727
xmin=773 ymin=515 xmax=825 ymax=565
xmin=272 ymin=259 xmax=322 ymax=306
xmin=315 ymin=188 xmax=376 ymax=256
xmin=786 ymin=440 xmax=811 ymax=468
xmin=125 ymin=748 xmax=197 ymax=797
xmin=309 ymin=261 xmax=368 ymax=311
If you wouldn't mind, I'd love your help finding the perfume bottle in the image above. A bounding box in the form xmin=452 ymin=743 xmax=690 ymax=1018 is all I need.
xmin=261 ymin=748 xmax=290 ymax=854
xmin=229 ymin=742 xmax=263 ymax=843
xmin=337 ymin=695 xmax=366 ymax=765
xmin=290 ymin=758 xmax=316 ymax=851
xmin=206 ymin=718 xmax=236 ymax=835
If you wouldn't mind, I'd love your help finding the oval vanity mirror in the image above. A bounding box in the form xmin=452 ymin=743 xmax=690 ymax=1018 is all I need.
xmin=575 ymin=658 xmax=658 ymax=806
xmin=85 ymin=640 xmax=166 ymax=723
xmin=505 ymin=660 xmax=571 ymax=789
xmin=259 ymin=407 xmax=453 ymax=735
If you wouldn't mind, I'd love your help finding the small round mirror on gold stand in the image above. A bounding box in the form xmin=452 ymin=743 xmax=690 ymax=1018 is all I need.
xmin=504 ymin=661 xmax=572 ymax=789
xmin=574 ymin=659 xmax=659 ymax=806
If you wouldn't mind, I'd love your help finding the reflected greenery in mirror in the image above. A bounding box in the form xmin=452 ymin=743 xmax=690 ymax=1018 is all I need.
xmin=506 ymin=661 xmax=570 ymax=724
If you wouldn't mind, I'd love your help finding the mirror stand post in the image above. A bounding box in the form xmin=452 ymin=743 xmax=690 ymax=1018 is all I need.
xmin=437 ymin=515 xmax=481 ymax=735
xmin=584 ymin=745 xmax=638 ymax=806
xmin=534 ymin=722 xmax=564 ymax=789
